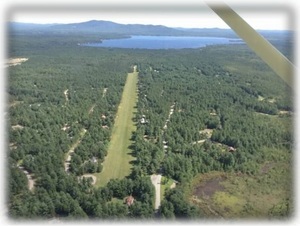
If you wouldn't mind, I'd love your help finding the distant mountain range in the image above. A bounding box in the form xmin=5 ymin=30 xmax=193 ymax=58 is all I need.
xmin=51 ymin=20 xmax=178 ymax=34
xmin=8 ymin=20 xmax=239 ymax=37
xmin=9 ymin=20 xmax=291 ymax=39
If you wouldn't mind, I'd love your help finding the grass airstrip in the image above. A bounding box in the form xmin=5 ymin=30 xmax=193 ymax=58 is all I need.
xmin=94 ymin=68 xmax=138 ymax=187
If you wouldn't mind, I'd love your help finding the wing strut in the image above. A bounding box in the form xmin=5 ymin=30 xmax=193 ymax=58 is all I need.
xmin=206 ymin=1 xmax=295 ymax=88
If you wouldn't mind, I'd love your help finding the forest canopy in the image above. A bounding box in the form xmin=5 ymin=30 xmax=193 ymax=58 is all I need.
xmin=7 ymin=25 xmax=293 ymax=220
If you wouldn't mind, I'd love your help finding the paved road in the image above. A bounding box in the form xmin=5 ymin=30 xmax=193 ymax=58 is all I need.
xmin=151 ymin=174 xmax=162 ymax=210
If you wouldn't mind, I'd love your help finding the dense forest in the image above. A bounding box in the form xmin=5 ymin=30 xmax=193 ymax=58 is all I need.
xmin=7 ymin=23 xmax=293 ymax=220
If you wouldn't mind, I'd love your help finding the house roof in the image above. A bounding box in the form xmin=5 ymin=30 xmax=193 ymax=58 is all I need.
xmin=125 ymin=195 xmax=134 ymax=206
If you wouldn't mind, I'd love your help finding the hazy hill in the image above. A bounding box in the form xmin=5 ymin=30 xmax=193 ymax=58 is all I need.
xmin=8 ymin=20 xmax=238 ymax=37
xmin=50 ymin=20 xmax=181 ymax=35
xmin=9 ymin=20 xmax=292 ymax=40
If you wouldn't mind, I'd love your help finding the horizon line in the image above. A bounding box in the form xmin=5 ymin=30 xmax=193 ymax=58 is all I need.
xmin=8 ymin=19 xmax=292 ymax=31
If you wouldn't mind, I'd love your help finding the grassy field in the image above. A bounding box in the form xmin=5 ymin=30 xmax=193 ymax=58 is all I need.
xmin=160 ymin=176 xmax=175 ymax=201
xmin=94 ymin=69 xmax=138 ymax=187
xmin=188 ymin=146 xmax=292 ymax=218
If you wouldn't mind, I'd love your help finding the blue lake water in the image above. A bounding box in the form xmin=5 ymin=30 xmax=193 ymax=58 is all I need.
xmin=81 ymin=36 xmax=244 ymax=49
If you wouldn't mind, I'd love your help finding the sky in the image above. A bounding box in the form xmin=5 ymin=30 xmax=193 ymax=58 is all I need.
xmin=7 ymin=1 xmax=293 ymax=30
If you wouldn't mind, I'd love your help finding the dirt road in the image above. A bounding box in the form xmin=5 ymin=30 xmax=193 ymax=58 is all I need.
xmin=18 ymin=166 xmax=35 ymax=191
xmin=151 ymin=174 xmax=162 ymax=210
xmin=64 ymin=129 xmax=87 ymax=172
xmin=64 ymin=89 xmax=69 ymax=103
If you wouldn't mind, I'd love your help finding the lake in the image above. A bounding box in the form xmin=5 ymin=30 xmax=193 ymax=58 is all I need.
xmin=81 ymin=36 xmax=244 ymax=49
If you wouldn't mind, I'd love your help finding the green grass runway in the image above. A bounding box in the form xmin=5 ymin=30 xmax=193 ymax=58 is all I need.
xmin=94 ymin=70 xmax=138 ymax=187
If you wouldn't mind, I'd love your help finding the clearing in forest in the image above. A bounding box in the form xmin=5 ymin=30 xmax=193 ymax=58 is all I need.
xmin=6 ymin=58 xmax=28 ymax=67
xmin=94 ymin=68 xmax=138 ymax=187
xmin=189 ymin=146 xmax=292 ymax=218
xmin=81 ymin=174 xmax=97 ymax=185
xmin=102 ymin=88 xmax=108 ymax=97
xmin=64 ymin=89 xmax=69 ymax=103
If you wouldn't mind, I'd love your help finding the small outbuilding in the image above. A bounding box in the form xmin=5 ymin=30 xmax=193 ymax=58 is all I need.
xmin=228 ymin=146 xmax=236 ymax=152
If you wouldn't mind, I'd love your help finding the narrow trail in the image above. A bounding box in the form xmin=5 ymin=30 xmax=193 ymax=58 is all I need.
xmin=162 ymin=103 xmax=175 ymax=152
xmin=88 ymin=104 xmax=96 ymax=115
xmin=162 ymin=103 xmax=175 ymax=130
xmin=64 ymin=85 xmax=109 ymax=175
xmin=151 ymin=103 xmax=176 ymax=210
xmin=64 ymin=89 xmax=69 ymax=103
xmin=64 ymin=129 xmax=87 ymax=172
xmin=88 ymin=87 xmax=107 ymax=115
xmin=161 ymin=103 xmax=176 ymax=151
xmin=18 ymin=166 xmax=35 ymax=191
xmin=102 ymin=88 xmax=108 ymax=98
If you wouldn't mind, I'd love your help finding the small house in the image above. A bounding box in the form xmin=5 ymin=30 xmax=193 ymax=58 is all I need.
xmin=228 ymin=146 xmax=236 ymax=152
